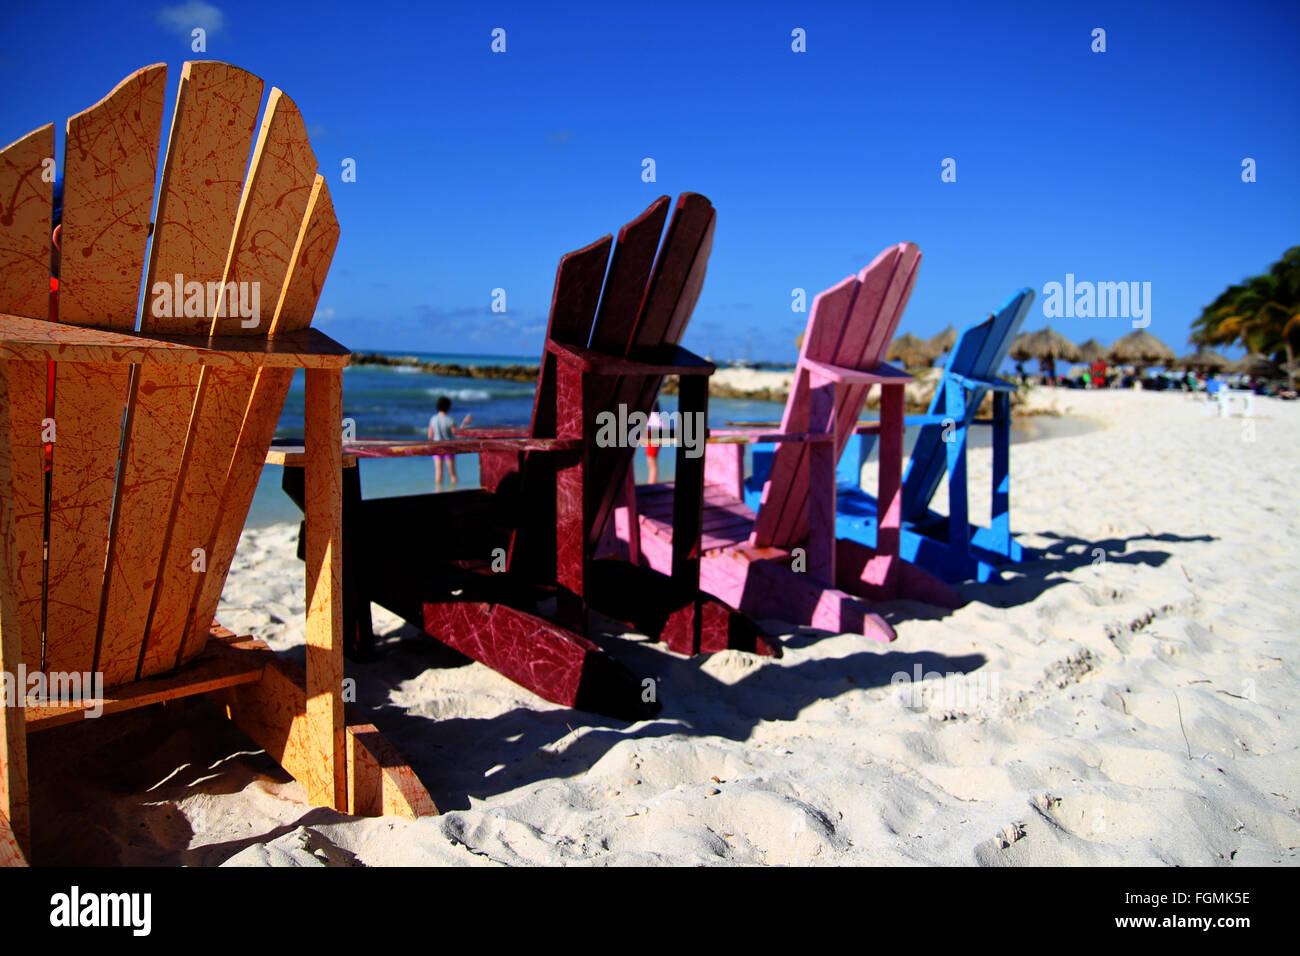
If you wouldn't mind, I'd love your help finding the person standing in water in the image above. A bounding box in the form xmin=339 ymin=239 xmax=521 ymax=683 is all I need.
xmin=644 ymin=400 xmax=663 ymax=484
xmin=428 ymin=395 xmax=472 ymax=488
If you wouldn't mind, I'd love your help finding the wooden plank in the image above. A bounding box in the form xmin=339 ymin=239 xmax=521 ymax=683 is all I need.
xmin=24 ymin=635 xmax=270 ymax=731
xmin=668 ymin=375 xmax=708 ymax=652
xmin=301 ymin=365 xmax=344 ymax=809
xmin=57 ymin=64 xmax=166 ymax=328
xmin=553 ymin=351 xmax=596 ymax=631
xmin=0 ymin=811 xmax=25 ymax=866
xmin=513 ymin=233 xmax=611 ymax=585
xmin=0 ymin=123 xmax=54 ymax=672
xmin=0 ymin=124 xmax=54 ymax=321
xmin=586 ymin=195 xmax=671 ymax=418
xmin=0 ymin=364 xmax=32 ymax=856
xmin=591 ymin=196 xmax=671 ymax=353
xmin=264 ymin=435 xmax=578 ymax=466
xmin=805 ymin=370 xmax=836 ymax=583
xmin=545 ymin=340 xmax=714 ymax=376
xmin=175 ymin=175 xmax=342 ymax=668
xmin=44 ymin=64 xmax=167 ymax=677
xmin=141 ymin=88 xmax=317 ymax=677
xmin=96 ymin=64 xmax=262 ymax=685
xmin=748 ymin=275 xmax=855 ymax=546
xmin=0 ymin=316 xmax=350 ymax=366
xmin=269 ymin=175 xmax=341 ymax=336
xmin=345 ymin=724 xmax=438 ymax=818
xmin=591 ymin=195 xmax=715 ymax=545
xmin=213 ymin=654 xmax=436 ymax=818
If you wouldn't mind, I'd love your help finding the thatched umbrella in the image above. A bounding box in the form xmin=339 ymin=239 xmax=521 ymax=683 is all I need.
xmin=1020 ymin=326 xmax=1080 ymax=363
xmin=1008 ymin=331 xmax=1034 ymax=363
xmin=1108 ymin=330 xmax=1175 ymax=367
xmin=1225 ymin=352 xmax=1279 ymax=378
xmin=1076 ymin=338 xmax=1109 ymax=363
xmin=886 ymin=332 xmax=936 ymax=368
xmin=926 ymin=325 xmax=959 ymax=363
xmin=1174 ymin=347 xmax=1228 ymax=373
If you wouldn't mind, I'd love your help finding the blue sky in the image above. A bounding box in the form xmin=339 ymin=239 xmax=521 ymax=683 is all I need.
xmin=2 ymin=0 xmax=1296 ymax=360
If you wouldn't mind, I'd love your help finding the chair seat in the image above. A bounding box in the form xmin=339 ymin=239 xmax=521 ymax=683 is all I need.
xmin=637 ymin=482 xmax=756 ymax=553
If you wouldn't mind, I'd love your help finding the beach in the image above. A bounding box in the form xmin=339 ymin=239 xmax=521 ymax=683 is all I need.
xmin=25 ymin=387 xmax=1300 ymax=866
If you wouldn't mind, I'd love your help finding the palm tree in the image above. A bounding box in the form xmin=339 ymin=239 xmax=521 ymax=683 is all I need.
xmin=1192 ymin=246 xmax=1300 ymax=388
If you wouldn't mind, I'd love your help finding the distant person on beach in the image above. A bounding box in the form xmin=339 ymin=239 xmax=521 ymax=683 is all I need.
xmin=1090 ymin=358 xmax=1107 ymax=388
xmin=428 ymin=395 xmax=472 ymax=487
xmin=644 ymin=401 xmax=663 ymax=484
xmin=1042 ymin=357 xmax=1056 ymax=386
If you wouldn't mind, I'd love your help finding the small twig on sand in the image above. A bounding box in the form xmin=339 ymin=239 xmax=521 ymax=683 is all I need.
xmin=1174 ymin=691 xmax=1192 ymax=760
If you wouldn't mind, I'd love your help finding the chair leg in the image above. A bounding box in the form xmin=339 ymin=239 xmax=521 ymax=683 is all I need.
xmin=0 ymin=572 xmax=31 ymax=861
xmin=0 ymin=809 xmax=25 ymax=866
xmin=988 ymin=390 xmax=1011 ymax=556
xmin=304 ymin=367 xmax=345 ymax=811
xmin=734 ymin=556 xmax=895 ymax=642
xmin=669 ymin=375 xmax=709 ymax=654
xmin=806 ymin=372 xmax=837 ymax=585
xmin=836 ymin=537 xmax=962 ymax=609
xmin=944 ymin=384 xmax=970 ymax=559
xmin=0 ymin=697 xmax=28 ymax=863
xmin=212 ymin=647 xmax=437 ymax=817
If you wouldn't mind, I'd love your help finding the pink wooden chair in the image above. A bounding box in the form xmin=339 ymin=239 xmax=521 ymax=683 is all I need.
xmin=608 ymin=243 xmax=960 ymax=645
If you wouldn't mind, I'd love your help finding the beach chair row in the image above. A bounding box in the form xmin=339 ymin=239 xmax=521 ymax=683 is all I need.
xmin=0 ymin=60 xmax=1035 ymax=863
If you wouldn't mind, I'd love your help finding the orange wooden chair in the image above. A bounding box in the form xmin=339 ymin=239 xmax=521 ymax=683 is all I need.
xmin=0 ymin=61 xmax=434 ymax=865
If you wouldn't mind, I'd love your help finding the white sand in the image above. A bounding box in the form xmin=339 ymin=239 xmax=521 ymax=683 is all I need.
xmin=26 ymin=388 xmax=1300 ymax=865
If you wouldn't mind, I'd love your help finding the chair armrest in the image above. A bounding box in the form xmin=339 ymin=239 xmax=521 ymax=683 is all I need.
xmin=458 ymin=425 xmax=530 ymax=439
xmin=801 ymin=358 xmax=912 ymax=385
xmin=546 ymin=340 xmax=715 ymax=376
xmin=0 ymin=312 xmax=350 ymax=369
xmin=266 ymin=436 xmax=581 ymax=467
xmin=707 ymin=428 xmax=834 ymax=445
xmin=948 ymin=370 xmax=1019 ymax=393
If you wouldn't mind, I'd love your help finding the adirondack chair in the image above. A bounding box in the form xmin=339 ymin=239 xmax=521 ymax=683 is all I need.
xmin=273 ymin=193 xmax=768 ymax=721
xmin=833 ymin=288 xmax=1036 ymax=583
xmin=607 ymin=243 xmax=962 ymax=643
xmin=0 ymin=62 xmax=434 ymax=865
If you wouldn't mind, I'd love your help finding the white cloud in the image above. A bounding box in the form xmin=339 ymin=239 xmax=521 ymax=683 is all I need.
xmin=157 ymin=2 xmax=225 ymax=36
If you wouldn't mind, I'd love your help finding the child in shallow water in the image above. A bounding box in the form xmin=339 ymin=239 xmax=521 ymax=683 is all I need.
xmin=428 ymin=395 xmax=472 ymax=487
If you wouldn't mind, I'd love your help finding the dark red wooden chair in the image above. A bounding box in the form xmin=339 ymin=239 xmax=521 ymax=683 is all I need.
xmin=277 ymin=194 xmax=770 ymax=719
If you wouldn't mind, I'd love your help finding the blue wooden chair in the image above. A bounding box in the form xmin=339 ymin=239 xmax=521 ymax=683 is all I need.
xmin=827 ymin=288 xmax=1036 ymax=583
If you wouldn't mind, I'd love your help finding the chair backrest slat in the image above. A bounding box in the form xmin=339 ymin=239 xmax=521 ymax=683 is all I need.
xmin=270 ymin=176 xmax=341 ymax=336
xmin=752 ymin=243 xmax=920 ymax=547
xmin=178 ymin=175 xmax=340 ymax=668
xmin=529 ymin=233 xmax=613 ymax=440
xmin=97 ymin=62 xmax=265 ymax=685
xmin=141 ymin=87 xmax=319 ymax=677
xmin=590 ymin=197 xmax=671 ymax=355
xmin=43 ymin=64 xmax=166 ymax=676
xmin=901 ymin=287 xmax=1032 ymax=521
xmin=588 ymin=194 xmax=715 ymax=545
xmin=0 ymin=124 xmax=54 ymax=669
